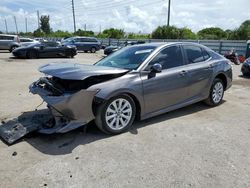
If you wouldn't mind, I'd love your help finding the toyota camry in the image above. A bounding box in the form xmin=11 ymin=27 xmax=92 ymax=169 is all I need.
xmin=0 ymin=42 xmax=232 ymax=143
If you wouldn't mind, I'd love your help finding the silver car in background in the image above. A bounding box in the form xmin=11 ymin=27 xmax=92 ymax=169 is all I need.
xmin=28 ymin=42 xmax=232 ymax=136
xmin=20 ymin=38 xmax=39 ymax=47
xmin=0 ymin=34 xmax=20 ymax=52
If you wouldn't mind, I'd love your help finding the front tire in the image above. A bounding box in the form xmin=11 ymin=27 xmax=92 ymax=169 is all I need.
xmin=204 ymin=78 xmax=224 ymax=106
xmin=95 ymin=94 xmax=136 ymax=134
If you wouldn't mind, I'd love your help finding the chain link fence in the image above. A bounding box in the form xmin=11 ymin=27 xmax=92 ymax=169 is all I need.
xmin=43 ymin=37 xmax=247 ymax=56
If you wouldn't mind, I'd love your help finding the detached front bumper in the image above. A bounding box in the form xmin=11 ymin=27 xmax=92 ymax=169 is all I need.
xmin=0 ymin=78 xmax=98 ymax=144
xmin=29 ymin=78 xmax=98 ymax=134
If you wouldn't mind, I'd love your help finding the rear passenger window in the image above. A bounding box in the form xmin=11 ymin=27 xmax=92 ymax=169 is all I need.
xmin=20 ymin=39 xmax=32 ymax=42
xmin=89 ymin=39 xmax=97 ymax=42
xmin=0 ymin=36 xmax=14 ymax=40
xmin=202 ymin=49 xmax=210 ymax=61
xmin=183 ymin=45 xmax=204 ymax=64
xmin=148 ymin=45 xmax=184 ymax=70
xmin=75 ymin=38 xmax=81 ymax=42
xmin=82 ymin=38 xmax=97 ymax=42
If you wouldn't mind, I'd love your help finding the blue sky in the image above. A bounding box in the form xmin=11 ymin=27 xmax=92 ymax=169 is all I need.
xmin=0 ymin=0 xmax=249 ymax=33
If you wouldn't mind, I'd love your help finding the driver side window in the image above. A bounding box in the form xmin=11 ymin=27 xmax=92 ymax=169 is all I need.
xmin=147 ymin=45 xmax=184 ymax=70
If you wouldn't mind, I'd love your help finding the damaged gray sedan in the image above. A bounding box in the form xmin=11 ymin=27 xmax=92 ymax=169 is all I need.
xmin=3 ymin=42 xmax=232 ymax=143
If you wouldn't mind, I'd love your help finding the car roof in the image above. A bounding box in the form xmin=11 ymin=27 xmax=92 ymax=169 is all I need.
xmin=20 ymin=37 xmax=33 ymax=40
xmin=135 ymin=42 xmax=210 ymax=50
xmin=0 ymin=34 xmax=17 ymax=37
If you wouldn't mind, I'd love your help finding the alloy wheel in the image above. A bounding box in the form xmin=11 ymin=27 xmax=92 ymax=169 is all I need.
xmin=212 ymin=82 xmax=224 ymax=103
xmin=105 ymin=98 xmax=132 ymax=130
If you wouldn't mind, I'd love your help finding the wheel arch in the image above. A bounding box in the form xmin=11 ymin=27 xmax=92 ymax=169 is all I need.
xmin=214 ymin=73 xmax=228 ymax=89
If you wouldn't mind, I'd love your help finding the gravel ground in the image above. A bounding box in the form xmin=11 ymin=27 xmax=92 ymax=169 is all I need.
xmin=0 ymin=50 xmax=249 ymax=188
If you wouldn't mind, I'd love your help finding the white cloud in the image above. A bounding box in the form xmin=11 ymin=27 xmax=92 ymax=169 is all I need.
xmin=0 ymin=0 xmax=249 ymax=33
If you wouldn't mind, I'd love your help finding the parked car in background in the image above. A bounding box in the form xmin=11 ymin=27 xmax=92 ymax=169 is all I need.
xmin=104 ymin=40 xmax=146 ymax=55
xmin=34 ymin=38 xmax=48 ymax=42
xmin=61 ymin=37 xmax=101 ymax=53
xmin=25 ymin=42 xmax=232 ymax=140
xmin=20 ymin=38 xmax=39 ymax=47
xmin=104 ymin=45 xmax=122 ymax=55
xmin=241 ymin=57 xmax=250 ymax=76
xmin=12 ymin=41 xmax=77 ymax=59
xmin=0 ymin=34 xmax=20 ymax=52
xmin=246 ymin=40 xmax=250 ymax=59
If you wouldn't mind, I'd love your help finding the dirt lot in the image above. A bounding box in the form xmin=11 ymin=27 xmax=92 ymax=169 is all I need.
xmin=0 ymin=50 xmax=250 ymax=188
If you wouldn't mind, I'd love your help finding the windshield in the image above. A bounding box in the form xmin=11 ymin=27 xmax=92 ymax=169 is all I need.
xmin=95 ymin=45 xmax=156 ymax=70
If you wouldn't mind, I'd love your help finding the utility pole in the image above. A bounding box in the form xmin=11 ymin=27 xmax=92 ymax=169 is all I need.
xmin=84 ymin=24 xmax=86 ymax=31
xmin=167 ymin=0 xmax=171 ymax=27
xmin=4 ymin=19 xmax=8 ymax=33
xmin=13 ymin=16 xmax=18 ymax=34
xmin=25 ymin=17 xmax=28 ymax=33
xmin=99 ymin=25 xmax=102 ymax=33
xmin=37 ymin=10 xmax=40 ymax=29
xmin=71 ymin=0 xmax=76 ymax=33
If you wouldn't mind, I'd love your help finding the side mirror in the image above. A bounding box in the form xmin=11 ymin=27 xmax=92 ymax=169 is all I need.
xmin=151 ymin=63 xmax=162 ymax=73
xmin=40 ymin=45 xmax=44 ymax=50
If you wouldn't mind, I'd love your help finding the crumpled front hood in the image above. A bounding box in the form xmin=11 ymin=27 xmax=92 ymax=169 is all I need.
xmin=39 ymin=62 xmax=128 ymax=80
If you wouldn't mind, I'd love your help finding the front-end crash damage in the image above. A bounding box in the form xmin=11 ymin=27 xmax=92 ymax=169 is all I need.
xmin=29 ymin=77 xmax=99 ymax=134
xmin=0 ymin=63 xmax=128 ymax=144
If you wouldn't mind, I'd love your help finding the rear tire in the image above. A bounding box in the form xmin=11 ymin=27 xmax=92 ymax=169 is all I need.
xmin=68 ymin=50 xmax=74 ymax=58
xmin=204 ymin=78 xmax=224 ymax=106
xmin=90 ymin=47 xmax=96 ymax=53
xmin=95 ymin=94 xmax=136 ymax=134
xmin=9 ymin=46 xmax=18 ymax=52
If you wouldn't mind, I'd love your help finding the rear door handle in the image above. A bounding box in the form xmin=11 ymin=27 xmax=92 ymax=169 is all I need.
xmin=179 ymin=70 xmax=187 ymax=76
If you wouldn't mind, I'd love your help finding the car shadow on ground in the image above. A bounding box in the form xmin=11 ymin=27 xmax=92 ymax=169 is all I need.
xmin=239 ymin=75 xmax=250 ymax=79
xmin=1 ymin=101 xmax=224 ymax=155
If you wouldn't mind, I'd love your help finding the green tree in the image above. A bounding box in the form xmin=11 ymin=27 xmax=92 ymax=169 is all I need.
xmin=101 ymin=28 xmax=125 ymax=39
xmin=33 ymin=28 xmax=45 ymax=37
xmin=40 ymin=15 xmax=51 ymax=34
xmin=74 ymin=29 xmax=94 ymax=37
xmin=50 ymin=30 xmax=73 ymax=38
xmin=178 ymin=27 xmax=197 ymax=39
xmin=236 ymin=20 xmax=250 ymax=40
xmin=152 ymin=26 xmax=180 ymax=39
xmin=127 ymin=33 xmax=150 ymax=39
xmin=197 ymin=27 xmax=227 ymax=40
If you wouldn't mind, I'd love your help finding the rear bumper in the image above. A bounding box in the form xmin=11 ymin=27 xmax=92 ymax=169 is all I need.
xmin=241 ymin=63 xmax=250 ymax=75
xmin=29 ymin=78 xmax=98 ymax=134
